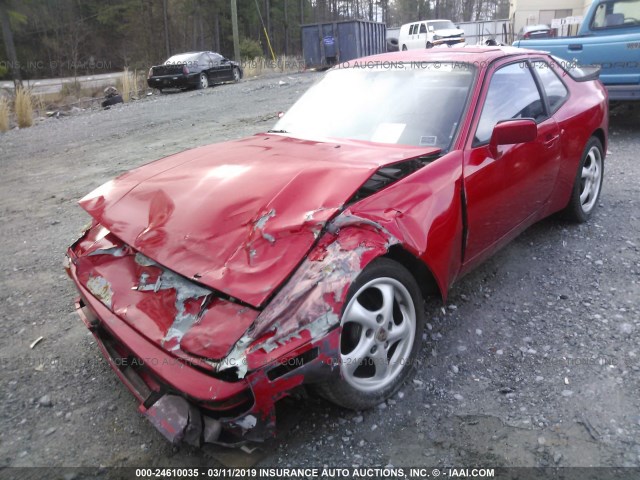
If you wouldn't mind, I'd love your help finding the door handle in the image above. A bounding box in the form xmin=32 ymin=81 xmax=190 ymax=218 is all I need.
xmin=568 ymin=44 xmax=583 ymax=51
xmin=543 ymin=134 xmax=559 ymax=148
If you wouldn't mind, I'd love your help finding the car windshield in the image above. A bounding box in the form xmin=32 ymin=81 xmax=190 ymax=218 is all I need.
xmin=164 ymin=53 xmax=201 ymax=64
xmin=429 ymin=20 xmax=457 ymax=30
xmin=273 ymin=63 xmax=474 ymax=150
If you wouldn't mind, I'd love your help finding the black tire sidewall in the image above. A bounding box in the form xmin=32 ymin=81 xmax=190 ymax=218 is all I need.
xmin=319 ymin=257 xmax=425 ymax=409
xmin=566 ymin=136 xmax=604 ymax=223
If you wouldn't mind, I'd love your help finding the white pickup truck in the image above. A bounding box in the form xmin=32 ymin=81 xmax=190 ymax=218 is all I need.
xmin=398 ymin=19 xmax=465 ymax=50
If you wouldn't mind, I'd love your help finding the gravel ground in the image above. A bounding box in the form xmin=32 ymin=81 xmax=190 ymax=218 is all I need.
xmin=0 ymin=72 xmax=638 ymax=470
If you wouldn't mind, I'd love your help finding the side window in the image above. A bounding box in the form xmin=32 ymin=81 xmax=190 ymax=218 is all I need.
xmin=199 ymin=54 xmax=210 ymax=67
xmin=419 ymin=23 xmax=427 ymax=33
xmin=474 ymin=62 xmax=545 ymax=145
xmin=592 ymin=0 xmax=640 ymax=28
xmin=532 ymin=61 xmax=569 ymax=113
xmin=592 ymin=3 xmax=607 ymax=27
xmin=409 ymin=25 xmax=415 ymax=35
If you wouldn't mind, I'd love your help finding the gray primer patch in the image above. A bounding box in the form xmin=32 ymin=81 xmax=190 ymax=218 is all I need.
xmin=134 ymin=253 xmax=211 ymax=350
xmin=86 ymin=276 xmax=114 ymax=309
xmin=87 ymin=246 xmax=126 ymax=257
xmin=254 ymin=209 xmax=276 ymax=230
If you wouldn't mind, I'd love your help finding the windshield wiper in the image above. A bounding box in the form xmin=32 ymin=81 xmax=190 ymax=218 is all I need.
xmin=267 ymin=129 xmax=288 ymax=133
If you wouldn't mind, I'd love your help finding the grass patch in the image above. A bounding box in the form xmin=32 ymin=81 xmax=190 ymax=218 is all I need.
xmin=242 ymin=55 xmax=305 ymax=78
xmin=0 ymin=96 xmax=9 ymax=132
xmin=121 ymin=67 xmax=133 ymax=102
xmin=60 ymin=80 xmax=82 ymax=97
xmin=15 ymin=87 xmax=33 ymax=128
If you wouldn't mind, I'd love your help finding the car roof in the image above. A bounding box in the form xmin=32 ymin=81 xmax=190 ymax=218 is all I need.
xmin=348 ymin=46 xmax=547 ymax=65
xmin=522 ymin=24 xmax=551 ymax=32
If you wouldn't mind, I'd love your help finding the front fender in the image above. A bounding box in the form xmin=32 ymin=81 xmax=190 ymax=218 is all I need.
xmin=219 ymin=222 xmax=395 ymax=378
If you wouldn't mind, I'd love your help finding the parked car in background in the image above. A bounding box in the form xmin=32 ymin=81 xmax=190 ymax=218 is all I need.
xmin=147 ymin=51 xmax=242 ymax=92
xmin=518 ymin=24 xmax=555 ymax=39
xmin=514 ymin=0 xmax=640 ymax=101
xmin=398 ymin=19 xmax=465 ymax=49
xmin=67 ymin=46 xmax=607 ymax=448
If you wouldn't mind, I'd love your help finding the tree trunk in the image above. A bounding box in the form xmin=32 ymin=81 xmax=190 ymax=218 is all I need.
xmin=162 ymin=0 xmax=171 ymax=57
xmin=213 ymin=8 xmax=220 ymax=53
xmin=0 ymin=2 xmax=21 ymax=86
xmin=284 ymin=0 xmax=289 ymax=56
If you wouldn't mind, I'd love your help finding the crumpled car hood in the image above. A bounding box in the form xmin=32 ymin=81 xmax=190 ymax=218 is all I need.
xmin=80 ymin=134 xmax=439 ymax=307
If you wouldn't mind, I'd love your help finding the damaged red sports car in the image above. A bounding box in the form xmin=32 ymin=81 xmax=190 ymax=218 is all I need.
xmin=66 ymin=47 xmax=607 ymax=446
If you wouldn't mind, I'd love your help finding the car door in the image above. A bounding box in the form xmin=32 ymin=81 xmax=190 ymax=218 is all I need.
xmin=218 ymin=56 xmax=235 ymax=81
xmin=411 ymin=23 xmax=420 ymax=50
xmin=418 ymin=22 xmax=428 ymax=47
xmin=406 ymin=24 xmax=414 ymax=48
xmin=206 ymin=53 xmax=224 ymax=81
xmin=462 ymin=60 xmax=561 ymax=267
xmin=198 ymin=53 xmax=214 ymax=82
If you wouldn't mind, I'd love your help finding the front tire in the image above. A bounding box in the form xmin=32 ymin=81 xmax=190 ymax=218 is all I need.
xmin=563 ymin=136 xmax=604 ymax=223
xmin=401 ymin=45 xmax=408 ymax=51
xmin=426 ymin=42 xmax=434 ymax=49
xmin=232 ymin=67 xmax=241 ymax=83
xmin=316 ymin=258 xmax=425 ymax=410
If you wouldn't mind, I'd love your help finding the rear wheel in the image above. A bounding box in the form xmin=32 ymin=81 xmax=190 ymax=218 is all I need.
xmin=316 ymin=258 xmax=425 ymax=410
xmin=426 ymin=41 xmax=434 ymax=49
xmin=563 ymin=137 xmax=604 ymax=223
xmin=198 ymin=73 xmax=209 ymax=90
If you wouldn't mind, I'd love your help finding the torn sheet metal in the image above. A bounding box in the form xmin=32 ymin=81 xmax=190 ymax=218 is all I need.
xmin=73 ymin=231 xmax=259 ymax=363
xmin=79 ymin=134 xmax=440 ymax=307
xmin=219 ymin=219 xmax=397 ymax=377
xmin=133 ymin=253 xmax=211 ymax=349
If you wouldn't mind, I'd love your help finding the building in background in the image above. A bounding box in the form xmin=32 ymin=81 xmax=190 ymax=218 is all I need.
xmin=509 ymin=0 xmax=593 ymax=35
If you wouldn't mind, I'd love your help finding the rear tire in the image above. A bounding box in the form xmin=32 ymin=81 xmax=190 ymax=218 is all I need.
xmin=198 ymin=73 xmax=209 ymax=90
xmin=563 ymin=136 xmax=604 ymax=223
xmin=426 ymin=42 xmax=434 ymax=49
xmin=315 ymin=258 xmax=425 ymax=410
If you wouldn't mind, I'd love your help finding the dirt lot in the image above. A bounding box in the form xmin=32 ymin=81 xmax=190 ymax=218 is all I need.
xmin=0 ymin=72 xmax=639 ymax=471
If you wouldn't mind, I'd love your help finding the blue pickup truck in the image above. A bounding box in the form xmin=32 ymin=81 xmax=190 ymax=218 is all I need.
xmin=514 ymin=0 xmax=640 ymax=101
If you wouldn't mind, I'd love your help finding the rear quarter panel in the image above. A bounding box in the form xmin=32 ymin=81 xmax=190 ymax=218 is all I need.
xmin=544 ymin=67 xmax=609 ymax=215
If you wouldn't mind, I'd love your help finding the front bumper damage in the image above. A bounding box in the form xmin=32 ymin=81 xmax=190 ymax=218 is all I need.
xmin=65 ymin=218 xmax=392 ymax=446
xmin=70 ymin=278 xmax=340 ymax=446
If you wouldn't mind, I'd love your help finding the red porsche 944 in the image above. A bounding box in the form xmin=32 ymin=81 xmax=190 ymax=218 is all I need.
xmin=66 ymin=47 xmax=607 ymax=446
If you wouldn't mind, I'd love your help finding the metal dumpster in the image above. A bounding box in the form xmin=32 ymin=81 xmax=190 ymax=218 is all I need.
xmin=301 ymin=20 xmax=387 ymax=69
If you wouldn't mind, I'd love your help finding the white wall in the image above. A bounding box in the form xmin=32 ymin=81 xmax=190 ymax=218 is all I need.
xmin=510 ymin=0 xmax=593 ymax=34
